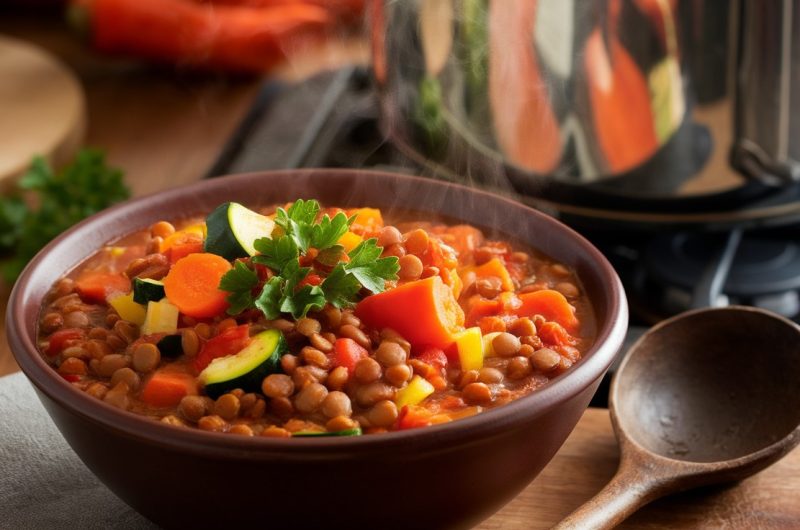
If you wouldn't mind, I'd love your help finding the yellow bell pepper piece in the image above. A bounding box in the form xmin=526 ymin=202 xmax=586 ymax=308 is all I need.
xmin=348 ymin=207 xmax=384 ymax=230
xmin=108 ymin=292 xmax=146 ymax=327
xmin=338 ymin=231 xmax=363 ymax=252
xmin=481 ymin=331 xmax=502 ymax=357
xmin=141 ymin=300 xmax=179 ymax=336
xmin=454 ymin=326 xmax=484 ymax=371
xmin=395 ymin=375 xmax=435 ymax=409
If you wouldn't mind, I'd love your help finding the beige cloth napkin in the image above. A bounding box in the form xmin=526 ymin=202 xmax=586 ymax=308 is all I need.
xmin=0 ymin=372 xmax=157 ymax=529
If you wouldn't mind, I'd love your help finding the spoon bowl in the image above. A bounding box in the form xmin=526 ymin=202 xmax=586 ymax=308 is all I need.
xmin=557 ymin=306 xmax=800 ymax=529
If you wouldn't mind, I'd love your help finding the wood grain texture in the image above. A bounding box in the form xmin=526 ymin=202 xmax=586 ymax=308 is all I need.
xmin=479 ymin=409 xmax=800 ymax=529
xmin=0 ymin=35 xmax=85 ymax=185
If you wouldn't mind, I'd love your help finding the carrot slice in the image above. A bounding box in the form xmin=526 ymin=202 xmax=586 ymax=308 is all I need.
xmin=514 ymin=289 xmax=579 ymax=332
xmin=163 ymin=253 xmax=232 ymax=318
xmin=355 ymin=276 xmax=464 ymax=349
xmin=75 ymin=271 xmax=131 ymax=303
xmin=459 ymin=257 xmax=514 ymax=292
xmin=140 ymin=370 xmax=198 ymax=407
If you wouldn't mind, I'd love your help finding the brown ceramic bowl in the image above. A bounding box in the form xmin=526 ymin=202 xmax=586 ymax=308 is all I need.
xmin=7 ymin=170 xmax=627 ymax=529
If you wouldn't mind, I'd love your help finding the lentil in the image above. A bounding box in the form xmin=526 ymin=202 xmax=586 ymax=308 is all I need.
xmin=198 ymin=415 xmax=227 ymax=432
xmin=354 ymin=357 xmax=382 ymax=384
xmin=384 ymin=364 xmax=412 ymax=387
xmin=179 ymin=395 xmax=209 ymax=422
xmin=367 ymin=400 xmax=398 ymax=428
xmin=110 ymin=367 xmax=140 ymax=390
xmin=398 ymin=254 xmax=423 ymax=281
xmin=326 ymin=366 xmax=349 ymax=391
xmin=339 ymin=324 xmax=370 ymax=349
xmin=261 ymin=374 xmax=294 ymax=398
xmin=131 ymin=343 xmax=160 ymax=373
xmin=321 ymin=391 xmax=352 ymax=418
xmin=375 ymin=341 xmax=407 ymax=366
xmin=294 ymin=383 xmax=328 ymax=414
xmin=531 ymin=348 xmax=561 ymax=373
xmin=296 ymin=317 xmax=322 ymax=337
xmin=492 ymin=333 xmax=521 ymax=357
xmin=463 ymin=382 xmax=492 ymax=404
xmin=214 ymin=393 xmax=241 ymax=421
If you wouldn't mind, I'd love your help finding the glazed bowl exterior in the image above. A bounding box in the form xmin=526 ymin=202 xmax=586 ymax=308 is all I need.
xmin=7 ymin=169 xmax=628 ymax=529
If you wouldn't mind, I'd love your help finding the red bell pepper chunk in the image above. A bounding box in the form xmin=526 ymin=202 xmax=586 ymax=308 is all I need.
xmin=45 ymin=328 xmax=86 ymax=357
xmin=415 ymin=347 xmax=448 ymax=373
xmin=331 ymin=338 xmax=368 ymax=375
xmin=397 ymin=405 xmax=433 ymax=430
xmin=75 ymin=271 xmax=131 ymax=304
xmin=193 ymin=324 xmax=251 ymax=372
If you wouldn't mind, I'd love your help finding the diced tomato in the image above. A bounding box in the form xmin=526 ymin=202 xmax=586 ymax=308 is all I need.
xmin=299 ymin=273 xmax=323 ymax=287
xmin=252 ymin=262 xmax=272 ymax=281
xmin=45 ymin=328 xmax=86 ymax=357
xmin=538 ymin=321 xmax=575 ymax=347
xmin=415 ymin=347 xmax=448 ymax=373
xmin=397 ymin=405 xmax=434 ymax=430
xmin=61 ymin=374 xmax=81 ymax=383
xmin=75 ymin=271 xmax=131 ymax=303
xmin=439 ymin=395 xmax=466 ymax=410
xmin=465 ymin=295 xmax=502 ymax=327
xmin=193 ymin=324 xmax=251 ymax=372
xmin=331 ymin=338 xmax=368 ymax=375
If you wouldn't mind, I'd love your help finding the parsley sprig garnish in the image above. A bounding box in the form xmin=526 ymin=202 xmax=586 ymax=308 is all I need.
xmin=219 ymin=200 xmax=400 ymax=320
xmin=0 ymin=150 xmax=129 ymax=283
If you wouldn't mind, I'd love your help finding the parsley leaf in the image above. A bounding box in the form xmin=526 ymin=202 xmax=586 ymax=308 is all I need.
xmin=315 ymin=245 xmax=346 ymax=267
xmin=219 ymin=199 xmax=400 ymax=321
xmin=0 ymin=149 xmax=129 ymax=283
xmin=255 ymin=276 xmax=283 ymax=320
xmin=308 ymin=212 xmax=354 ymax=250
xmin=321 ymin=264 xmax=362 ymax=309
xmin=282 ymin=285 xmax=326 ymax=318
xmin=219 ymin=261 xmax=259 ymax=315
xmin=252 ymin=235 xmax=298 ymax=272
xmin=344 ymin=239 xmax=400 ymax=294
xmin=275 ymin=199 xmax=320 ymax=252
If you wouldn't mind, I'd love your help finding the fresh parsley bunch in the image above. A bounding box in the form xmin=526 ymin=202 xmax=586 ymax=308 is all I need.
xmin=0 ymin=150 xmax=129 ymax=283
xmin=220 ymin=199 xmax=400 ymax=320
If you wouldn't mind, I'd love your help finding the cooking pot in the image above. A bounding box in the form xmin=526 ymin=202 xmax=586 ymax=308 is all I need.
xmin=371 ymin=0 xmax=800 ymax=228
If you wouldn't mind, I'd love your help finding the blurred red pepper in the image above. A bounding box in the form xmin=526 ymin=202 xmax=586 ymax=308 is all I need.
xmin=193 ymin=0 xmax=365 ymax=24
xmin=70 ymin=0 xmax=347 ymax=72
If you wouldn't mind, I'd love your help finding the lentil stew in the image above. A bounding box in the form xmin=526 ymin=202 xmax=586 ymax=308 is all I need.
xmin=37 ymin=200 xmax=596 ymax=437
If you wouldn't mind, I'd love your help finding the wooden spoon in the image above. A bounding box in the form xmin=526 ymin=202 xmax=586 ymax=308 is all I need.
xmin=556 ymin=306 xmax=800 ymax=529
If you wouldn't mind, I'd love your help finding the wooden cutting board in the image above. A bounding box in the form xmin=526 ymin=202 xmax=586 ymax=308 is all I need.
xmin=0 ymin=34 xmax=85 ymax=187
xmin=479 ymin=408 xmax=800 ymax=529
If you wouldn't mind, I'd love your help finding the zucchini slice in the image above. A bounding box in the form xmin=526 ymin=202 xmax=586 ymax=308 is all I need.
xmin=132 ymin=278 xmax=166 ymax=305
xmin=293 ymin=428 xmax=363 ymax=437
xmin=199 ymin=329 xmax=287 ymax=399
xmin=204 ymin=202 xmax=274 ymax=260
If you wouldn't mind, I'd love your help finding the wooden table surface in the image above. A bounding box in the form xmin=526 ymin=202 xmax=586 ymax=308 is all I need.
xmin=1 ymin=15 xmax=798 ymax=530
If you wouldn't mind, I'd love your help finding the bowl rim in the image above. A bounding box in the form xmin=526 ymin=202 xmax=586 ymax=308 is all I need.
xmin=7 ymin=168 xmax=628 ymax=456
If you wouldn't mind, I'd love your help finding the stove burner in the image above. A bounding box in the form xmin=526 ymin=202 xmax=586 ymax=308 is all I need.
xmin=637 ymin=231 xmax=800 ymax=319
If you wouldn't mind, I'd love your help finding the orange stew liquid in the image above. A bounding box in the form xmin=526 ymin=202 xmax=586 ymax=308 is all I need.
xmin=37 ymin=204 xmax=595 ymax=437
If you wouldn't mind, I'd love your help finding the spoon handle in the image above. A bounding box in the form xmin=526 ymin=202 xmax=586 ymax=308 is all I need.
xmin=552 ymin=462 xmax=667 ymax=530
